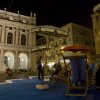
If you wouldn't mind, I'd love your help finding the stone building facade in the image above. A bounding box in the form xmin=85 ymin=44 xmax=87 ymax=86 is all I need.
xmin=0 ymin=9 xmax=36 ymax=72
xmin=61 ymin=23 xmax=94 ymax=50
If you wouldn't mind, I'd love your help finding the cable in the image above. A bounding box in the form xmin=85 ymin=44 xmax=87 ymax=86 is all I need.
xmin=8 ymin=0 xmax=14 ymax=10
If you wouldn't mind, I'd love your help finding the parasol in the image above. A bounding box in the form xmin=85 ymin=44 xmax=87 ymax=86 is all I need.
xmin=60 ymin=45 xmax=90 ymax=67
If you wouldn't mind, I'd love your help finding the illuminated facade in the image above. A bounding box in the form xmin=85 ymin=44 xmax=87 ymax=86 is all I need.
xmin=0 ymin=9 xmax=36 ymax=72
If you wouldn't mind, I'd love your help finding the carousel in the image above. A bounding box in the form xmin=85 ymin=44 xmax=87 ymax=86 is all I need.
xmin=31 ymin=25 xmax=68 ymax=89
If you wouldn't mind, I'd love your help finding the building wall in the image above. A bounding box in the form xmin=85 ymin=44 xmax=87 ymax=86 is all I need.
xmin=61 ymin=23 xmax=73 ymax=46
xmin=0 ymin=9 xmax=36 ymax=72
xmin=61 ymin=23 xmax=94 ymax=50
xmin=91 ymin=3 xmax=100 ymax=55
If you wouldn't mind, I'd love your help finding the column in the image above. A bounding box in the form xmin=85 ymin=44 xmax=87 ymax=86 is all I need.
xmin=14 ymin=51 xmax=19 ymax=70
xmin=27 ymin=52 xmax=31 ymax=69
xmin=1 ymin=25 xmax=5 ymax=43
xmin=15 ymin=27 xmax=19 ymax=45
xmin=0 ymin=50 xmax=6 ymax=72
xmin=28 ymin=30 xmax=32 ymax=46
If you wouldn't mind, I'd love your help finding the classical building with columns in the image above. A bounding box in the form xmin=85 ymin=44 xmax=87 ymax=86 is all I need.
xmin=0 ymin=9 xmax=36 ymax=72
xmin=0 ymin=9 xmax=68 ymax=73
xmin=0 ymin=7 xmax=96 ymax=73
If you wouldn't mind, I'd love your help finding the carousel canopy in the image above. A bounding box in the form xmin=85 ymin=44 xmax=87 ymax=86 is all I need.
xmin=32 ymin=25 xmax=68 ymax=37
xmin=31 ymin=45 xmax=50 ymax=52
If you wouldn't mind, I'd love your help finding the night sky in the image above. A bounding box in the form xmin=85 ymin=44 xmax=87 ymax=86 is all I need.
xmin=0 ymin=0 xmax=100 ymax=28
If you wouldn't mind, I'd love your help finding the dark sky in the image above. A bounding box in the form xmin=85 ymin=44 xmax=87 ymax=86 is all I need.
xmin=0 ymin=0 xmax=100 ymax=28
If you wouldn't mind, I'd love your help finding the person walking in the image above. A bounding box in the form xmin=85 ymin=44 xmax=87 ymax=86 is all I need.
xmin=36 ymin=56 xmax=44 ymax=80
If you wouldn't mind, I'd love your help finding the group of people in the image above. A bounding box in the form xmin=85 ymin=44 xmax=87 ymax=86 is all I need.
xmin=5 ymin=68 xmax=14 ymax=79
xmin=36 ymin=56 xmax=62 ymax=80
xmin=51 ymin=61 xmax=62 ymax=77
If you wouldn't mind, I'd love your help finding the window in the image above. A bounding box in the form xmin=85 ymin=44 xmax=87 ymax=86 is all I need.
xmin=4 ymin=56 xmax=8 ymax=66
xmin=22 ymin=19 xmax=26 ymax=23
xmin=68 ymin=27 xmax=70 ymax=32
xmin=63 ymin=39 xmax=67 ymax=44
xmin=22 ymin=29 xmax=25 ymax=32
xmin=9 ymin=27 xmax=12 ymax=30
xmin=75 ymin=36 xmax=79 ymax=41
xmin=59 ymin=40 xmax=62 ymax=44
xmin=54 ymin=41 xmax=58 ymax=47
xmin=7 ymin=32 xmax=13 ymax=44
xmin=21 ymin=34 xmax=26 ymax=45
xmin=9 ymin=16 xmax=14 ymax=20
xmin=96 ymin=15 xmax=99 ymax=21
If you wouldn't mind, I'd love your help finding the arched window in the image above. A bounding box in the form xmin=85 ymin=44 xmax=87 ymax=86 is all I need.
xmin=4 ymin=56 xmax=8 ymax=66
xmin=19 ymin=53 xmax=28 ymax=69
xmin=7 ymin=32 xmax=13 ymax=44
xmin=21 ymin=34 xmax=26 ymax=45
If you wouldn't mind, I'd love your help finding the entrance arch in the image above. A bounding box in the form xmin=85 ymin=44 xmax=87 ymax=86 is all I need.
xmin=19 ymin=53 xmax=28 ymax=69
xmin=4 ymin=52 xmax=14 ymax=69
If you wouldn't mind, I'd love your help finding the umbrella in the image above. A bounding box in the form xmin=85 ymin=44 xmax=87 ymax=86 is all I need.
xmin=60 ymin=45 xmax=90 ymax=66
xmin=61 ymin=45 xmax=90 ymax=52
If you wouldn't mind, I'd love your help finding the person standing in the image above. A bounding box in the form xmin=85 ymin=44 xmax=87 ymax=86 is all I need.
xmin=36 ymin=56 xmax=44 ymax=80
xmin=94 ymin=63 xmax=100 ymax=89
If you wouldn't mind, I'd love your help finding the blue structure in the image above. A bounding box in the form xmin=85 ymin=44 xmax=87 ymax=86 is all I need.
xmin=66 ymin=56 xmax=88 ymax=96
xmin=70 ymin=56 xmax=87 ymax=83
